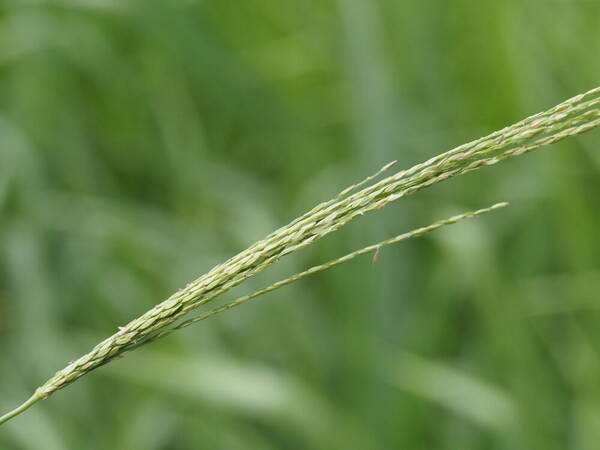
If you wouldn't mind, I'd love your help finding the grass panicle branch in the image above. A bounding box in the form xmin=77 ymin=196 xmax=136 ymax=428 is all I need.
xmin=129 ymin=202 xmax=509 ymax=350
xmin=0 ymin=202 xmax=507 ymax=426
xmin=1 ymin=86 xmax=598 ymax=425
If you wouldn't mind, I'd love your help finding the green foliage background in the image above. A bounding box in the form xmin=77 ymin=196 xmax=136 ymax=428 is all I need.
xmin=1 ymin=0 xmax=599 ymax=448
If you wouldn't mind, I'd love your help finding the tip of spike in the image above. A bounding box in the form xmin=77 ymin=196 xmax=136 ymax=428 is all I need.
xmin=382 ymin=160 xmax=397 ymax=171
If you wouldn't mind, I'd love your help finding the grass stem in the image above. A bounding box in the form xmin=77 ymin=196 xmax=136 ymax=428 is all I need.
xmin=0 ymin=393 xmax=43 ymax=426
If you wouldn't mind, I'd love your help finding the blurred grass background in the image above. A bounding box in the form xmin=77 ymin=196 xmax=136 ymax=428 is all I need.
xmin=1 ymin=0 xmax=600 ymax=448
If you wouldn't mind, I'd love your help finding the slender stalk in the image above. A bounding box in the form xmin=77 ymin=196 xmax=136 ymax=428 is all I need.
xmin=1 ymin=86 xmax=598 ymax=425
xmin=1 ymin=203 xmax=507 ymax=423
xmin=0 ymin=393 xmax=43 ymax=426
xmin=132 ymin=202 xmax=508 ymax=349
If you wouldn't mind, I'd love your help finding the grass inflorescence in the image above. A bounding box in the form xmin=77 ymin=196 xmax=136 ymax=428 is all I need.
xmin=0 ymin=86 xmax=598 ymax=426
